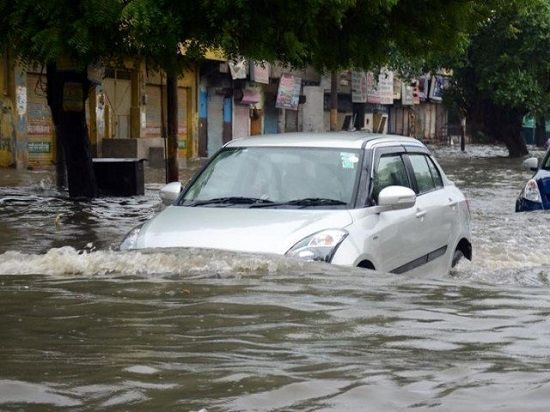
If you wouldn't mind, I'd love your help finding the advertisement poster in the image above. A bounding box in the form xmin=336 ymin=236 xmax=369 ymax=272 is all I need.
xmin=401 ymin=83 xmax=414 ymax=106
xmin=366 ymin=72 xmax=380 ymax=104
xmin=250 ymin=61 xmax=270 ymax=84
xmin=378 ymin=70 xmax=394 ymax=105
xmin=16 ymin=86 xmax=27 ymax=117
xmin=228 ymin=58 xmax=248 ymax=80
xmin=393 ymin=77 xmax=402 ymax=100
xmin=429 ymin=75 xmax=447 ymax=102
xmin=351 ymin=71 xmax=368 ymax=103
xmin=275 ymin=74 xmax=302 ymax=110
xmin=417 ymin=75 xmax=430 ymax=101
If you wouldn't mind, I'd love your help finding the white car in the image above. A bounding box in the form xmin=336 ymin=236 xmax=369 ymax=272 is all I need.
xmin=121 ymin=132 xmax=472 ymax=275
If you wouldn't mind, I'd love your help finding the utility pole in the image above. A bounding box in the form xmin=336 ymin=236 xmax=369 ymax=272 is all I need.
xmin=460 ymin=116 xmax=466 ymax=152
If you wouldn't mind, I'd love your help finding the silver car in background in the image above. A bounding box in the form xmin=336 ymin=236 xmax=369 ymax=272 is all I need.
xmin=121 ymin=132 xmax=472 ymax=275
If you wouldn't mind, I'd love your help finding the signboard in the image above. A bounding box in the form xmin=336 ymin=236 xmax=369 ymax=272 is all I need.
xmin=402 ymin=83 xmax=414 ymax=106
xmin=351 ymin=71 xmax=368 ymax=103
xmin=378 ymin=70 xmax=394 ymax=105
xmin=417 ymin=75 xmax=430 ymax=101
xmin=429 ymin=75 xmax=447 ymax=102
xmin=250 ymin=61 xmax=270 ymax=84
xmin=366 ymin=72 xmax=380 ymax=104
xmin=393 ymin=77 xmax=402 ymax=100
xmin=275 ymin=74 xmax=301 ymax=110
xmin=27 ymin=141 xmax=51 ymax=153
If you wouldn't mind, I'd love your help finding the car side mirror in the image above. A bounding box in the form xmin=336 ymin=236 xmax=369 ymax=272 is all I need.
xmin=523 ymin=157 xmax=538 ymax=172
xmin=377 ymin=186 xmax=416 ymax=212
xmin=159 ymin=182 xmax=182 ymax=206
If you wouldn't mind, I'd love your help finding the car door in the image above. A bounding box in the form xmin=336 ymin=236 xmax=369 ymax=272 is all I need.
xmin=404 ymin=152 xmax=454 ymax=268
xmin=363 ymin=147 xmax=425 ymax=273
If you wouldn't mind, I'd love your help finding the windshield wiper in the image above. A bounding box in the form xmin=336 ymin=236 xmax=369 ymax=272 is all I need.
xmin=186 ymin=197 xmax=275 ymax=207
xmin=250 ymin=198 xmax=347 ymax=208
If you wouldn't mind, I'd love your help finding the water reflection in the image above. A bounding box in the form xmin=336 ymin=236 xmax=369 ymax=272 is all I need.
xmin=1 ymin=145 xmax=550 ymax=411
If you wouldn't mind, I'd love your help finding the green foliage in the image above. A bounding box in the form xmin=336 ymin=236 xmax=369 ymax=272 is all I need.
xmin=447 ymin=0 xmax=550 ymax=118
xmin=0 ymin=0 xmax=125 ymax=67
xmin=206 ymin=0 xmax=488 ymax=72
xmin=0 ymin=0 xmax=499 ymax=78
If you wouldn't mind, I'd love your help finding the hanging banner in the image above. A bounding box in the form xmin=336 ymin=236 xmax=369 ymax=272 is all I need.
xmin=393 ymin=77 xmax=402 ymax=100
xmin=16 ymin=86 xmax=27 ymax=117
xmin=275 ymin=74 xmax=301 ymax=110
xmin=250 ymin=61 xmax=270 ymax=84
xmin=366 ymin=72 xmax=380 ymax=104
xmin=378 ymin=69 xmax=394 ymax=105
xmin=351 ymin=71 xmax=368 ymax=103
xmin=429 ymin=75 xmax=447 ymax=102
xmin=402 ymin=83 xmax=414 ymax=106
xmin=228 ymin=58 xmax=248 ymax=80
xmin=417 ymin=75 xmax=430 ymax=101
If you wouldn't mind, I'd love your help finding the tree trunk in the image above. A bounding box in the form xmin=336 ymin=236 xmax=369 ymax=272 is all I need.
xmin=468 ymin=99 xmax=528 ymax=158
xmin=490 ymin=105 xmax=527 ymax=158
xmin=47 ymin=64 xmax=97 ymax=198
xmin=535 ymin=116 xmax=547 ymax=148
xmin=460 ymin=117 xmax=466 ymax=152
xmin=55 ymin=131 xmax=67 ymax=190
xmin=166 ymin=74 xmax=179 ymax=182
xmin=330 ymin=71 xmax=338 ymax=131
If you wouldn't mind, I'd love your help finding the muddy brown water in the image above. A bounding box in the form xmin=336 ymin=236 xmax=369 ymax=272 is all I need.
xmin=1 ymin=146 xmax=550 ymax=411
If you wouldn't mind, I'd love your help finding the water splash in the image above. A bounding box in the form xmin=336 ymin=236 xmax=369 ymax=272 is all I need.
xmin=0 ymin=247 xmax=315 ymax=277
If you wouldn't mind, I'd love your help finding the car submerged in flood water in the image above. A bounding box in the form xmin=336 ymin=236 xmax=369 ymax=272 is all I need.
xmin=516 ymin=148 xmax=550 ymax=212
xmin=121 ymin=132 xmax=472 ymax=275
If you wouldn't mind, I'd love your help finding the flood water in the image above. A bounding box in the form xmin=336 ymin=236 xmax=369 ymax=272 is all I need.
xmin=1 ymin=145 xmax=550 ymax=411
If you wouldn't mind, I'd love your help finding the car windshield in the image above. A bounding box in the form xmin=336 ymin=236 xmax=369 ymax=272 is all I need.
xmin=180 ymin=147 xmax=361 ymax=208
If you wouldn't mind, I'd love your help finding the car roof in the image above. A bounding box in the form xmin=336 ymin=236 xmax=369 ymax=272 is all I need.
xmin=225 ymin=132 xmax=426 ymax=150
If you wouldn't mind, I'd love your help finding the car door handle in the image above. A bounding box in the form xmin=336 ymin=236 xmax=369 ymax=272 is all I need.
xmin=448 ymin=198 xmax=458 ymax=209
xmin=416 ymin=209 xmax=426 ymax=219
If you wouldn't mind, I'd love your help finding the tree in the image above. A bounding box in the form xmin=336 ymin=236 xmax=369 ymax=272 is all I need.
xmin=1 ymin=0 xmax=498 ymax=196
xmin=445 ymin=0 xmax=550 ymax=157
xmin=206 ymin=0 xmax=486 ymax=72
xmin=0 ymin=0 xmax=126 ymax=198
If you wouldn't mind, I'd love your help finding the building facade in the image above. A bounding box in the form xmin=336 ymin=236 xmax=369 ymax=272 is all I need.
xmin=0 ymin=50 xmax=457 ymax=170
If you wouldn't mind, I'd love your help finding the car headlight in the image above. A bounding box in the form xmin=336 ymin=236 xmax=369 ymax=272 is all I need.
xmin=521 ymin=179 xmax=542 ymax=203
xmin=119 ymin=224 xmax=144 ymax=251
xmin=286 ymin=229 xmax=348 ymax=263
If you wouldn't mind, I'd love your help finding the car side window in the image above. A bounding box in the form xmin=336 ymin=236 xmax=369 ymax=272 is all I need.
xmin=408 ymin=154 xmax=437 ymax=194
xmin=372 ymin=154 xmax=410 ymax=202
xmin=426 ymin=156 xmax=444 ymax=188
